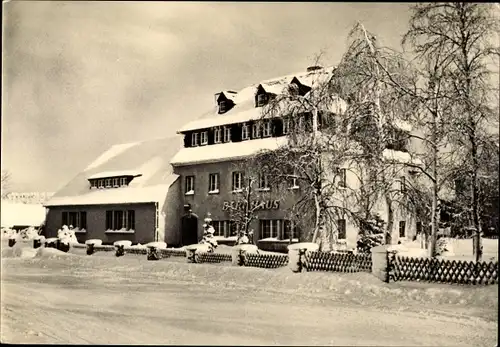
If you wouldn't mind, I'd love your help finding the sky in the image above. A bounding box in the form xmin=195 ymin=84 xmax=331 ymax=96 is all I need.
xmin=2 ymin=1 xmax=414 ymax=192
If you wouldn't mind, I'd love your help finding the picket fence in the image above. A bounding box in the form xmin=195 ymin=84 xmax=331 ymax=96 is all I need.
xmin=303 ymin=252 xmax=372 ymax=273
xmin=391 ymin=255 xmax=499 ymax=285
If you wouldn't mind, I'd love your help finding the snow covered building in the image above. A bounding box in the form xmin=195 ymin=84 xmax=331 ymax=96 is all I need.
xmin=170 ymin=65 xmax=422 ymax=249
xmin=44 ymin=136 xmax=184 ymax=245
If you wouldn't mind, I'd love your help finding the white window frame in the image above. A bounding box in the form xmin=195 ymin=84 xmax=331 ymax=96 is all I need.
xmin=283 ymin=118 xmax=290 ymax=135
xmin=191 ymin=132 xmax=199 ymax=147
xmin=252 ymin=122 xmax=261 ymax=138
xmin=112 ymin=178 xmax=120 ymax=187
xmin=219 ymin=100 xmax=227 ymax=113
xmin=260 ymin=219 xmax=280 ymax=239
xmin=212 ymin=221 xmax=226 ymax=237
xmin=214 ymin=127 xmax=222 ymax=144
xmin=200 ymin=131 xmax=208 ymax=145
xmin=185 ymin=176 xmax=195 ymax=195
xmin=209 ymin=173 xmax=220 ymax=194
xmin=263 ymin=121 xmax=271 ymax=137
xmin=232 ymin=172 xmax=243 ymax=193
xmin=337 ymin=219 xmax=347 ymax=240
xmin=98 ymin=179 xmax=104 ymax=189
xmin=90 ymin=180 xmax=97 ymax=189
xmin=399 ymin=220 xmax=406 ymax=238
xmin=257 ymin=173 xmax=270 ymax=191
xmin=105 ymin=178 xmax=112 ymax=188
xmin=120 ymin=177 xmax=127 ymax=187
xmin=242 ymin=123 xmax=250 ymax=140
xmin=223 ymin=127 xmax=231 ymax=142
xmin=288 ymin=175 xmax=299 ymax=190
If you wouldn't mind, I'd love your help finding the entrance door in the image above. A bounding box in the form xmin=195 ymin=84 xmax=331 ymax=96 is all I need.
xmin=181 ymin=213 xmax=199 ymax=246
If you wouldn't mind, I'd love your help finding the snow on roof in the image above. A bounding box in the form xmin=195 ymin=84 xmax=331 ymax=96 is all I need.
xmin=382 ymin=149 xmax=423 ymax=165
xmin=260 ymin=82 xmax=287 ymax=95
xmin=85 ymin=142 xmax=140 ymax=171
xmin=46 ymin=136 xmax=182 ymax=207
xmin=88 ymin=170 xmax=142 ymax=180
xmin=44 ymin=180 xmax=176 ymax=207
xmin=1 ymin=201 xmax=46 ymax=227
xmin=171 ymin=137 xmax=288 ymax=166
xmin=392 ymin=119 xmax=413 ymax=132
xmin=178 ymin=105 xmax=264 ymax=133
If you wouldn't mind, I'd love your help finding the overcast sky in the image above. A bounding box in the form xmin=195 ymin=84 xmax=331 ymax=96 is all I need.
xmin=2 ymin=1 xmax=413 ymax=192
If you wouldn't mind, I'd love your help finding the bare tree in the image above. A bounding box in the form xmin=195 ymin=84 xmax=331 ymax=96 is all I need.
xmin=403 ymin=2 xmax=500 ymax=261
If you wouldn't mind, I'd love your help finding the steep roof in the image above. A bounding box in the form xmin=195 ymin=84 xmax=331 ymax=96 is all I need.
xmin=178 ymin=66 xmax=339 ymax=133
xmin=45 ymin=136 xmax=183 ymax=207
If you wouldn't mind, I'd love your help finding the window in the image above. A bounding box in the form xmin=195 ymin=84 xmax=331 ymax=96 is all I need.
xmin=338 ymin=168 xmax=347 ymax=188
xmin=263 ymin=121 xmax=271 ymax=137
xmin=224 ymin=127 xmax=231 ymax=142
xmin=209 ymin=173 xmax=220 ymax=193
xmin=98 ymin=179 xmax=104 ymax=188
xmin=258 ymin=173 xmax=270 ymax=191
xmin=242 ymin=123 xmax=250 ymax=140
xmin=219 ymin=100 xmax=228 ymax=113
xmin=105 ymin=210 xmax=135 ymax=231
xmin=399 ymin=221 xmax=406 ymax=238
xmin=62 ymin=211 xmax=87 ymax=229
xmin=120 ymin=177 xmax=128 ymax=187
xmin=191 ymin=132 xmax=199 ymax=146
xmin=185 ymin=176 xmax=195 ymax=195
xmin=90 ymin=180 xmax=97 ymax=189
xmin=260 ymin=219 xmax=280 ymax=239
xmin=289 ymin=175 xmax=299 ymax=189
xmin=214 ymin=127 xmax=222 ymax=144
xmin=256 ymin=93 xmax=269 ymax=107
xmin=105 ymin=178 xmax=112 ymax=188
xmin=200 ymin=131 xmax=208 ymax=145
xmin=338 ymin=219 xmax=346 ymax=239
xmin=283 ymin=118 xmax=290 ymax=135
xmin=416 ymin=221 xmax=422 ymax=235
xmin=212 ymin=221 xmax=227 ymax=237
xmin=112 ymin=178 xmax=119 ymax=187
xmin=232 ymin=172 xmax=243 ymax=192
xmin=400 ymin=176 xmax=406 ymax=193
xmin=252 ymin=122 xmax=261 ymax=138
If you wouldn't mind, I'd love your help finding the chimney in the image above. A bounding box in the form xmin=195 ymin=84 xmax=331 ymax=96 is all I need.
xmin=307 ymin=65 xmax=323 ymax=72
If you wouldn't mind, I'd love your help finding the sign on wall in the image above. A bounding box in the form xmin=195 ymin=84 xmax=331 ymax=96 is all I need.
xmin=222 ymin=200 xmax=280 ymax=211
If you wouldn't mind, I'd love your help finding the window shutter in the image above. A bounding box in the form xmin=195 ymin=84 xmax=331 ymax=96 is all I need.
xmin=184 ymin=133 xmax=191 ymax=148
xmin=272 ymin=118 xmax=282 ymax=136
xmin=231 ymin=123 xmax=242 ymax=142
xmin=208 ymin=128 xmax=215 ymax=145
xmin=80 ymin=212 xmax=87 ymax=230
xmin=106 ymin=211 xmax=112 ymax=230
xmin=62 ymin=212 xmax=68 ymax=226
xmin=128 ymin=210 xmax=135 ymax=230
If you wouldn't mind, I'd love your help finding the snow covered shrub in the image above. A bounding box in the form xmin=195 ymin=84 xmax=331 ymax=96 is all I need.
xmin=199 ymin=217 xmax=218 ymax=252
xmin=45 ymin=237 xmax=58 ymax=249
xmin=57 ymin=225 xmax=78 ymax=244
xmin=8 ymin=238 xmax=16 ymax=247
xmin=357 ymin=233 xmax=384 ymax=254
xmin=86 ymin=243 xmax=95 ymax=255
xmin=435 ymin=237 xmax=454 ymax=256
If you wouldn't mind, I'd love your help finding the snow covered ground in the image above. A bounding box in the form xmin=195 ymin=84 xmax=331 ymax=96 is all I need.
xmin=1 ymin=241 xmax=497 ymax=345
xmin=398 ymin=238 xmax=498 ymax=261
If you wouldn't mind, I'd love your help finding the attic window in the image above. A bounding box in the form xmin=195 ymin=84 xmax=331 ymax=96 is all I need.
xmin=219 ymin=100 xmax=228 ymax=114
xmin=256 ymin=93 xmax=269 ymax=107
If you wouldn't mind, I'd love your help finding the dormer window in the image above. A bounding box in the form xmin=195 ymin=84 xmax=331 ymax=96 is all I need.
xmin=214 ymin=127 xmax=222 ymax=144
xmin=200 ymin=131 xmax=208 ymax=145
xmin=263 ymin=121 xmax=271 ymax=137
xmin=242 ymin=123 xmax=250 ymax=140
xmin=252 ymin=122 xmax=261 ymax=138
xmin=90 ymin=180 xmax=97 ymax=189
xmin=105 ymin=178 xmax=112 ymax=188
xmin=120 ymin=177 xmax=127 ymax=187
xmin=98 ymin=179 xmax=104 ymax=188
xmin=256 ymin=93 xmax=269 ymax=107
xmin=88 ymin=173 xmax=139 ymax=190
xmin=113 ymin=178 xmax=120 ymax=187
xmin=219 ymin=100 xmax=228 ymax=114
xmin=192 ymin=132 xmax=199 ymax=146
xmin=216 ymin=91 xmax=236 ymax=114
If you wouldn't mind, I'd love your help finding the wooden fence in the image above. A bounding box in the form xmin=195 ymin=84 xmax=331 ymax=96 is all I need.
xmin=244 ymin=253 xmax=289 ymax=269
xmin=392 ymin=256 xmax=498 ymax=285
xmin=303 ymin=252 xmax=372 ymax=273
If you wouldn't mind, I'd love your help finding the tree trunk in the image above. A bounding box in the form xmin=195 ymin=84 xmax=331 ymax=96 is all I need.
xmin=429 ymin=111 xmax=439 ymax=258
xmin=385 ymin=193 xmax=393 ymax=245
xmin=471 ymin=136 xmax=483 ymax=261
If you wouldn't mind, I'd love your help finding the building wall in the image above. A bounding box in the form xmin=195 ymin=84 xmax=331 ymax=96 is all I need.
xmin=45 ymin=203 xmax=157 ymax=244
xmin=173 ymin=160 xmax=315 ymax=241
xmin=160 ymin=177 xmax=183 ymax=247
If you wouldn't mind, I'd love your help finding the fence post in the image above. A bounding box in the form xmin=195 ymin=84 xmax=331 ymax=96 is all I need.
xmin=371 ymin=245 xmax=393 ymax=282
xmin=147 ymin=246 xmax=160 ymax=260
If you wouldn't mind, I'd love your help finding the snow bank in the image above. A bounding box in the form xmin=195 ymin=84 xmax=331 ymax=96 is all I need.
xmin=85 ymin=239 xmax=103 ymax=246
xmin=0 ymin=201 xmax=45 ymax=228
xmin=114 ymin=240 xmax=133 ymax=247
xmin=35 ymin=247 xmax=75 ymax=259
xmin=146 ymin=242 xmax=167 ymax=249
xmin=1 ymin=245 xmax=37 ymax=259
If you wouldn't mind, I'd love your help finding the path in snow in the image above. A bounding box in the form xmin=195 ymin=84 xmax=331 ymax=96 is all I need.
xmin=1 ymin=254 xmax=497 ymax=345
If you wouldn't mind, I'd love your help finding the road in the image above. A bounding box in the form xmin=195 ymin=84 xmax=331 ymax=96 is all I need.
xmin=1 ymin=251 xmax=497 ymax=345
